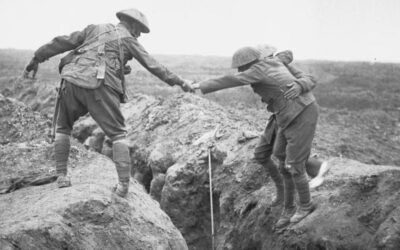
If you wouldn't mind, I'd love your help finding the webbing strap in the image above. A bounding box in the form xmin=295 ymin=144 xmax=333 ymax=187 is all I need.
xmin=96 ymin=43 xmax=106 ymax=79
xmin=78 ymin=25 xmax=130 ymax=53
xmin=116 ymin=27 xmax=127 ymax=102
xmin=74 ymin=29 xmax=113 ymax=53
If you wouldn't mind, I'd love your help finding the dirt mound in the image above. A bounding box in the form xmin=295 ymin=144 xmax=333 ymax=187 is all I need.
xmin=0 ymin=77 xmax=58 ymax=117
xmin=75 ymin=93 xmax=400 ymax=250
xmin=0 ymin=95 xmax=187 ymax=250
xmin=0 ymin=94 xmax=50 ymax=145
xmin=226 ymin=158 xmax=400 ymax=250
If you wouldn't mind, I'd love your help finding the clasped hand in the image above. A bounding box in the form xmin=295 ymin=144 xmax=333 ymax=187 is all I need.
xmin=179 ymin=79 xmax=201 ymax=93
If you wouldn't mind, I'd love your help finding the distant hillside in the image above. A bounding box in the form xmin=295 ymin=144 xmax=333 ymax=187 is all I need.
xmin=2 ymin=49 xmax=399 ymax=111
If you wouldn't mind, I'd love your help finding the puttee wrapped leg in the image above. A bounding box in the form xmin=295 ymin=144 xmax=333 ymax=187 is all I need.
xmin=112 ymin=139 xmax=131 ymax=197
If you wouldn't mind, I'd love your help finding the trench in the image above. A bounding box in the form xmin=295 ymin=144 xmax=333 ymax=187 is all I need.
xmin=78 ymin=130 xmax=221 ymax=250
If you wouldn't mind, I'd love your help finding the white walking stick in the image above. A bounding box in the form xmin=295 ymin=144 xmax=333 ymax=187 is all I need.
xmin=208 ymin=145 xmax=215 ymax=250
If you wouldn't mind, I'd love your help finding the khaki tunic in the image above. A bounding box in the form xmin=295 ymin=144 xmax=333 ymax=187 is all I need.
xmin=199 ymin=58 xmax=317 ymax=130
xmin=34 ymin=23 xmax=185 ymax=94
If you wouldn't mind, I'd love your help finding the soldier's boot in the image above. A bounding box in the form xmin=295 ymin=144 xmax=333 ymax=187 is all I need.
xmin=309 ymin=161 xmax=330 ymax=189
xmin=290 ymin=172 xmax=315 ymax=223
xmin=54 ymin=133 xmax=72 ymax=188
xmin=275 ymin=172 xmax=296 ymax=228
xmin=113 ymin=181 xmax=129 ymax=197
xmin=275 ymin=205 xmax=296 ymax=228
xmin=57 ymin=175 xmax=71 ymax=188
xmin=112 ymin=139 xmax=131 ymax=198
xmin=290 ymin=202 xmax=316 ymax=223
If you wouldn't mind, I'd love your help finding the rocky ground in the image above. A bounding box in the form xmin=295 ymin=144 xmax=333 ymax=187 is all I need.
xmin=0 ymin=94 xmax=187 ymax=250
xmin=1 ymin=78 xmax=400 ymax=250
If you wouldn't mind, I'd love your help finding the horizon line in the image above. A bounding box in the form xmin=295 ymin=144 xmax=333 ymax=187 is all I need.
xmin=1 ymin=47 xmax=399 ymax=64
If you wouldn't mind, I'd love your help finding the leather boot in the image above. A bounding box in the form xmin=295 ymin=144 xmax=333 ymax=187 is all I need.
xmin=57 ymin=175 xmax=71 ymax=188
xmin=290 ymin=202 xmax=316 ymax=223
xmin=275 ymin=205 xmax=296 ymax=228
xmin=291 ymin=172 xmax=314 ymax=223
xmin=113 ymin=181 xmax=129 ymax=197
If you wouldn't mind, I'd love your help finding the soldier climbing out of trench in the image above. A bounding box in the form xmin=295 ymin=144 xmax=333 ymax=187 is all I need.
xmin=257 ymin=46 xmax=330 ymax=192
xmin=192 ymin=45 xmax=325 ymax=227
xmin=23 ymin=8 xmax=194 ymax=197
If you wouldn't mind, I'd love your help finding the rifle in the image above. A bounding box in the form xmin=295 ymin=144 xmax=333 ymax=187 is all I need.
xmin=50 ymin=80 xmax=63 ymax=142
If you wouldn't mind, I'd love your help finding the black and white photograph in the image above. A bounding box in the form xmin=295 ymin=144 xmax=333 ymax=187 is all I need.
xmin=0 ymin=0 xmax=399 ymax=249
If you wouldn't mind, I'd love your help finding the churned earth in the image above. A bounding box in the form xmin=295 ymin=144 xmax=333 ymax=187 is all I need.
xmin=72 ymin=92 xmax=400 ymax=250
xmin=1 ymin=78 xmax=400 ymax=250
xmin=0 ymin=94 xmax=187 ymax=250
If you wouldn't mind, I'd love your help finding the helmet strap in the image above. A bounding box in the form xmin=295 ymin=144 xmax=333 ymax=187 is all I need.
xmin=238 ymin=59 xmax=258 ymax=72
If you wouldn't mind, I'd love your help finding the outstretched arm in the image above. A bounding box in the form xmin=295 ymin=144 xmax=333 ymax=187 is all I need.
xmin=34 ymin=29 xmax=86 ymax=62
xmin=24 ymin=26 xmax=87 ymax=78
xmin=196 ymin=66 xmax=263 ymax=94
xmin=126 ymin=37 xmax=194 ymax=92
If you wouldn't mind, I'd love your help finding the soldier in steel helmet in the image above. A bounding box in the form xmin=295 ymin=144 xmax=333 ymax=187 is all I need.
xmin=23 ymin=8 xmax=194 ymax=197
xmin=255 ymin=45 xmax=330 ymax=199
xmin=192 ymin=45 xmax=321 ymax=227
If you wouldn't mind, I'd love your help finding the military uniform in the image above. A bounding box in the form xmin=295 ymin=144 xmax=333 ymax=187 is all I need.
xmin=200 ymin=57 xmax=318 ymax=168
xmin=26 ymin=10 xmax=191 ymax=195
xmin=34 ymin=23 xmax=186 ymax=140
xmin=199 ymin=56 xmax=319 ymax=221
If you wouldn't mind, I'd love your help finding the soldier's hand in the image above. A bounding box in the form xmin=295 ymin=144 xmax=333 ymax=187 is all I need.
xmin=284 ymin=82 xmax=302 ymax=99
xmin=23 ymin=57 xmax=39 ymax=79
xmin=192 ymin=82 xmax=200 ymax=89
xmin=180 ymin=79 xmax=195 ymax=93
xmin=275 ymin=50 xmax=293 ymax=65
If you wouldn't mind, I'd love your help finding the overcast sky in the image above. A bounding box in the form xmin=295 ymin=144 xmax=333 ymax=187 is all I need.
xmin=1 ymin=0 xmax=399 ymax=62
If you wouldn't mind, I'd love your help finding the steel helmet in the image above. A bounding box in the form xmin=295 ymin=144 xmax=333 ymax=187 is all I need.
xmin=231 ymin=46 xmax=261 ymax=68
xmin=255 ymin=44 xmax=277 ymax=58
xmin=116 ymin=8 xmax=150 ymax=33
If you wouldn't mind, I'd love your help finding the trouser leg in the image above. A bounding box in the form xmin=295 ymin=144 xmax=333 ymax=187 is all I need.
xmin=279 ymin=162 xmax=295 ymax=209
xmin=54 ymin=133 xmax=70 ymax=176
xmin=267 ymin=159 xmax=284 ymax=196
xmin=253 ymin=157 xmax=284 ymax=205
xmin=275 ymin=161 xmax=296 ymax=228
xmin=290 ymin=163 xmax=316 ymax=223
xmin=284 ymin=103 xmax=318 ymax=208
xmin=292 ymin=168 xmax=312 ymax=209
xmin=263 ymin=158 xmax=284 ymax=205
xmin=254 ymin=120 xmax=284 ymax=206
xmin=112 ymin=139 xmax=131 ymax=183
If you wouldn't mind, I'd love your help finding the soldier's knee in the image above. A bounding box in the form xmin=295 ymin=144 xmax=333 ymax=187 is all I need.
xmin=55 ymin=132 xmax=70 ymax=140
xmin=278 ymin=161 xmax=290 ymax=177
xmin=111 ymin=133 xmax=127 ymax=144
xmin=287 ymin=162 xmax=306 ymax=177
